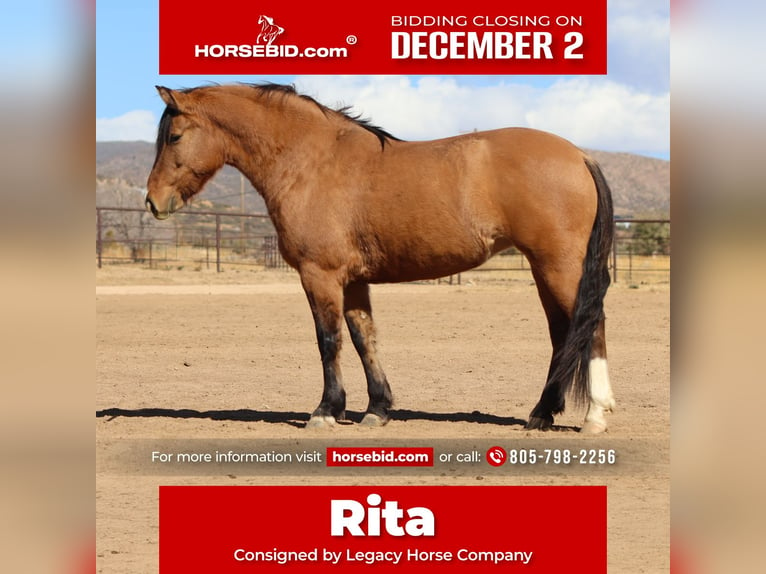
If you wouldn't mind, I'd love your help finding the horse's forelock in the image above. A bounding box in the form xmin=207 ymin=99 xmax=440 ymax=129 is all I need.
xmin=154 ymin=105 xmax=181 ymax=162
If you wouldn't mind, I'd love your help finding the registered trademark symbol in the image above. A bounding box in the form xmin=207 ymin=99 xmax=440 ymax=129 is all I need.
xmin=346 ymin=35 xmax=357 ymax=45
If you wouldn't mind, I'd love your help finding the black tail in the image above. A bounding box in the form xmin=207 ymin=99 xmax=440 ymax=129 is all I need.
xmin=548 ymin=157 xmax=614 ymax=412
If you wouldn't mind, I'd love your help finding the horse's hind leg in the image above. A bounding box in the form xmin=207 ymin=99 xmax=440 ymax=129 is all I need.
xmin=300 ymin=266 xmax=347 ymax=428
xmin=581 ymin=319 xmax=615 ymax=434
xmin=527 ymin=266 xmax=573 ymax=430
xmin=343 ymin=282 xmax=393 ymax=426
xmin=527 ymin=264 xmax=615 ymax=432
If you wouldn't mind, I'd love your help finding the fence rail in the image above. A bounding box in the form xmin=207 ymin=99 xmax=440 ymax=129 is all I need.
xmin=96 ymin=207 xmax=669 ymax=284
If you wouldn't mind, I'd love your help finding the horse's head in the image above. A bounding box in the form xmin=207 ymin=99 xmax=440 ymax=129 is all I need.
xmin=146 ymin=86 xmax=226 ymax=220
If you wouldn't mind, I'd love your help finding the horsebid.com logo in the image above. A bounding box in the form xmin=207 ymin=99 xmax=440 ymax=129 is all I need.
xmin=256 ymin=15 xmax=284 ymax=46
xmin=194 ymin=14 xmax=352 ymax=59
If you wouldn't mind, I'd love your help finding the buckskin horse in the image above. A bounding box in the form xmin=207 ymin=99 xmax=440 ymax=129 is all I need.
xmin=146 ymin=83 xmax=616 ymax=433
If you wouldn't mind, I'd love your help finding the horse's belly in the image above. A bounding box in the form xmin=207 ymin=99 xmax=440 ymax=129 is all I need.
xmin=362 ymin=234 xmax=496 ymax=283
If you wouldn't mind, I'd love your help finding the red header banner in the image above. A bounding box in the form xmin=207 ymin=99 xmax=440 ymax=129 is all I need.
xmin=159 ymin=0 xmax=606 ymax=75
xmin=159 ymin=485 xmax=606 ymax=572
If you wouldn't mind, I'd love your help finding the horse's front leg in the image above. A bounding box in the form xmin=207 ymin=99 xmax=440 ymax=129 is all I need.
xmin=301 ymin=266 xmax=346 ymax=428
xmin=344 ymin=282 xmax=393 ymax=426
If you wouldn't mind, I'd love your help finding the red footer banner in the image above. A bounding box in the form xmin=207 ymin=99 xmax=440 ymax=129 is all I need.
xmin=159 ymin=485 xmax=606 ymax=572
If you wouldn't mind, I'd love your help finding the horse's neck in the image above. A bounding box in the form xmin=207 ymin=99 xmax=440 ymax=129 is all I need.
xmin=215 ymin=100 xmax=331 ymax=206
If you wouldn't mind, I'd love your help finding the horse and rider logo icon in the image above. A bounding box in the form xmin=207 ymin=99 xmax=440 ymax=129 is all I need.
xmin=257 ymin=15 xmax=284 ymax=46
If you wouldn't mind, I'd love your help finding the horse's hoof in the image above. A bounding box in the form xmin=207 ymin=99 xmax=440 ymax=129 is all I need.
xmin=306 ymin=415 xmax=337 ymax=429
xmin=580 ymin=420 xmax=608 ymax=434
xmin=360 ymin=413 xmax=388 ymax=427
xmin=526 ymin=416 xmax=553 ymax=430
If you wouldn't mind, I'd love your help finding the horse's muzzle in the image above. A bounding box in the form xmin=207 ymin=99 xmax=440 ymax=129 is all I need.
xmin=145 ymin=196 xmax=172 ymax=220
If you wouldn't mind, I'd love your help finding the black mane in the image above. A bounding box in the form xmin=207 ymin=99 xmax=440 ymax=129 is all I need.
xmin=154 ymin=83 xmax=402 ymax=153
xmin=252 ymin=83 xmax=401 ymax=148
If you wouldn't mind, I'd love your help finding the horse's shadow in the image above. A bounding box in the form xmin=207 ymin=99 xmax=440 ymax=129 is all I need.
xmin=96 ymin=407 xmax=579 ymax=431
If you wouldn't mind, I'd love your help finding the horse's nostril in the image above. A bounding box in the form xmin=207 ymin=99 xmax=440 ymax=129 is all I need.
xmin=146 ymin=198 xmax=157 ymax=215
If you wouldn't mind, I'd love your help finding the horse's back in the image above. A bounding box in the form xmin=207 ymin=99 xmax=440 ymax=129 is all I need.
xmin=395 ymin=127 xmax=596 ymax=250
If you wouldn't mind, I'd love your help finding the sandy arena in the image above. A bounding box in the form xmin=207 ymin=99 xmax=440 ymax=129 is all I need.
xmin=97 ymin=266 xmax=669 ymax=573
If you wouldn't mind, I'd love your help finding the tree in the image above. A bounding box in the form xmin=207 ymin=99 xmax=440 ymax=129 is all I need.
xmin=98 ymin=181 xmax=155 ymax=262
xmin=631 ymin=221 xmax=670 ymax=256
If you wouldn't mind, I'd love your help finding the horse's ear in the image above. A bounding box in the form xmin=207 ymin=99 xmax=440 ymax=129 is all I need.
xmin=156 ymin=86 xmax=180 ymax=110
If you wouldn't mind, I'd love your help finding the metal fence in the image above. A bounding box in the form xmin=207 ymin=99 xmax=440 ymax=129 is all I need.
xmin=96 ymin=207 xmax=669 ymax=284
xmin=95 ymin=206 xmax=286 ymax=272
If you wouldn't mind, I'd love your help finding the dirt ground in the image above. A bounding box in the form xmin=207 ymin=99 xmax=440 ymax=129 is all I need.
xmin=96 ymin=265 xmax=669 ymax=573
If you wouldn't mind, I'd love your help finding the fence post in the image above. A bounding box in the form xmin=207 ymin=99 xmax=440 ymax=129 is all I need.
xmin=612 ymin=223 xmax=618 ymax=283
xmin=215 ymin=214 xmax=222 ymax=273
xmin=96 ymin=207 xmax=103 ymax=269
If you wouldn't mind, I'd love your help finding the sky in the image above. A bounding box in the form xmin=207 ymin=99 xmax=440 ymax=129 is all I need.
xmin=95 ymin=1 xmax=670 ymax=159
xmin=1 ymin=0 xmax=87 ymax=89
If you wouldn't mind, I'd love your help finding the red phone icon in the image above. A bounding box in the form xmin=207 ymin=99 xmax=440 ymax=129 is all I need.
xmin=486 ymin=447 xmax=506 ymax=467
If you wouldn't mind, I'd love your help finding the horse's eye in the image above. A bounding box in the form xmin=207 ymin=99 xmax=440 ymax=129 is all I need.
xmin=168 ymin=133 xmax=182 ymax=144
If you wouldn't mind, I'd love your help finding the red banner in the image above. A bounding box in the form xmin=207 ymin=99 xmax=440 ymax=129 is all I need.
xmin=160 ymin=485 xmax=606 ymax=572
xmin=159 ymin=0 xmax=606 ymax=75
xmin=326 ymin=447 xmax=434 ymax=467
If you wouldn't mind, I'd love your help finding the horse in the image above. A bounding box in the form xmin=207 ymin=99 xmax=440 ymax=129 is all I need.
xmin=146 ymin=83 xmax=616 ymax=433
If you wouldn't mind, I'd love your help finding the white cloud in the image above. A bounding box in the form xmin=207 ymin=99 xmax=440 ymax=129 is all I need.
xmin=524 ymin=79 xmax=670 ymax=154
xmin=96 ymin=110 xmax=157 ymax=142
xmin=295 ymin=76 xmax=669 ymax=156
xmin=95 ymin=75 xmax=669 ymax=157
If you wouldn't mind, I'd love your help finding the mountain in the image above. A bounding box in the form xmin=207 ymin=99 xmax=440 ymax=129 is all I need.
xmin=96 ymin=141 xmax=669 ymax=217
xmin=96 ymin=141 xmax=267 ymax=213
xmin=587 ymin=149 xmax=669 ymax=217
